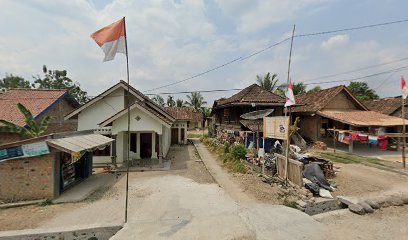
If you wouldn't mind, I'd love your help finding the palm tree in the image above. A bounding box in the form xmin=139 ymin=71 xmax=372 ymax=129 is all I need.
xmin=151 ymin=95 xmax=165 ymax=107
xmin=201 ymin=107 xmax=212 ymax=127
xmin=0 ymin=103 xmax=50 ymax=137
xmin=167 ymin=95 xmax=176 ymax=107
xmin=185 ymin=92 xmax=207 ymax=112
xmin=256 ymin=72 xmax=279 ymax=92
xmin=176 ymin=99 xmax=184 ymax=107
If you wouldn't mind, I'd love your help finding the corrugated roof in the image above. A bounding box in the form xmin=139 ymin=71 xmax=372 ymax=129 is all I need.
xmin=215 ymin=84 xmax=285 ymax=108
xmin=0 ymin=89 xmax=68 ymax=126
xmin=47 ymin=133 xmax=114 ymax=154
xmin=240 ymin=119 xmax=263 ymax=132
xmin=317 ymin=110 xmax=406 ymax=126
xmin=363 ymin=97 xmax=402 ymax=115
xmin=164 ymin=107 xmax=203 ymax=122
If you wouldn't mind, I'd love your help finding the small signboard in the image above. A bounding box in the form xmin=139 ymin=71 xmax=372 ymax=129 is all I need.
xmin=263 ymin=116 xmax=290 ymax=140
xmin=0 ymin=141 xmax=49 ymax=162
xmin=22 ymin=142 xmax=50 ymax=157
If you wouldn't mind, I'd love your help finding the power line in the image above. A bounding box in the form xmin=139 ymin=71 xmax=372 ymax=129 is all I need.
xmin=303 ymin=65 xmax=408 ymax=86
xmin=145 ymin=88 xmax=243 ymax=95
xmin=295 ymin=18 xmax=408 ymax=38
xmin=143 ymin=18 xmax=408 ymax=92
xmin=144 ymin=37 xmax=292 ymax=93
xmin=302 ymin=56 xmax=408 ymax=82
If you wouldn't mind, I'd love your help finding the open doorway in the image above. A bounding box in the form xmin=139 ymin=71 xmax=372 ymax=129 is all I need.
xmin=140 ymin=133 xmax=152 ymax=158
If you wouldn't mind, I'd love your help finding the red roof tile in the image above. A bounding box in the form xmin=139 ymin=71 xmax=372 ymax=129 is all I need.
xmin=215 ymin=84 xmax=285 ymax=107
xmin=164 ymin=107 xmax=203 ymax=122
xmin=0 ymin=89 xmax=67 ymax=126
xmin=363 ymin=97 xmax=402 ymax=115
xmin=291 ymin=85 xmax=366 ymax=112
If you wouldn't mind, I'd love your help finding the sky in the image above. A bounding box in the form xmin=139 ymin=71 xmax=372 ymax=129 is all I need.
xmin=1 ymin=0 xmax=408 ymax=106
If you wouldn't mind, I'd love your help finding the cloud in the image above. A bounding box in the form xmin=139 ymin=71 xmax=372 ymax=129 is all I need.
xmin=215 ymin=0 xmax=331 ymax=33
xmin=320 ymin=34 xmax=350 ymax=50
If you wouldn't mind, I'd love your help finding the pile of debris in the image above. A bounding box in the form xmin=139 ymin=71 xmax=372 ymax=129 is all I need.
xmin=339 ymin=194 xmax=408 ymax=215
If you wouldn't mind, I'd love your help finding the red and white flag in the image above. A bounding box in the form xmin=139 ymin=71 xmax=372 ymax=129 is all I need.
xmin=91 ymin=17 xmax=126 ymax=61
xmin=284 ymin=79 xmax=296 ymax=107
xmin=401 ymin=76 xmax=408 ymax=99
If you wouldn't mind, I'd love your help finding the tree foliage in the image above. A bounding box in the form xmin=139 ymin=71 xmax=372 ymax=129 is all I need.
xmin=0 ymin=74 xmax=32 ymax=89
xmin=33 ymin=65 xmax=89 ymax=104
xmin=152 ymin=95 xmax=165 ymax=107
xmin=292 ymin=82 xmax=306 ymax=95
xmin=176 ymin=99 xmax=184 ymax=107
xmin=0 ymin=103 xmax=50 ymax=137
xmin=256 ymin=72 xmax=279 ymax=92
xmin=185 ymin=92 xmax=207 ymax=112
xmin=166 ymin=95 xmax=176 ymax=107
xmin=347 ymin=82 xmax=379 ymax=101
xmin=307 ymin=85 xmax=321 ymax=93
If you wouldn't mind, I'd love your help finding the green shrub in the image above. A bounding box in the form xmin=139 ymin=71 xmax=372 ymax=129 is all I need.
xmin=224 ymin=142 xmax=231 ymax=154
xmin=233 ymin=161 xmax=248 ymax=174
xmin=231 ymin=144 xmax=246 ymax=160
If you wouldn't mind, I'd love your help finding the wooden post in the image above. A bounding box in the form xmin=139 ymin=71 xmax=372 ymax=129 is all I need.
xmin=333 ymin=127 xmax=336 ymax=153
xmin=402 ymin=96 xmax=406 ymax=168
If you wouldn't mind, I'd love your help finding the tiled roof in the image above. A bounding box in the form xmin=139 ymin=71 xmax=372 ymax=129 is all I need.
xmin=164 ymin=107 xmax=203 ymax=122
xmin=318 ymin=110 xmax=405 ymax=127
xmin=0 ymin=88 xmax=67 ymax=126
xmin=291 ymin=85 xmax=366 ymax=112
xmin=363 ymin=97 xmax=401 ymax=115
xmin=215 ymin=84 xmax=285 ymax=108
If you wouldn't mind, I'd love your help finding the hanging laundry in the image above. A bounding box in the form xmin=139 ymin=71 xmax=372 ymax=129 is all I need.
xmin=351 ymin=133 xmax=358 ymax=139
xmin=377 ymin=135 xmax=388 ymax=151
xmin=368 ymin=136 xmax=378 ymax=145
xmin=342 ymin=135 xmax=351 ymax=145
xmin=358 ymin=134 xmax=368 ymax=142
xmin=338 ymin=132 xmax=345 ymax=142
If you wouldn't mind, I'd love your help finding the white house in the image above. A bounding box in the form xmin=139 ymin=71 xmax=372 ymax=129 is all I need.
xmin=65 ymin=81 xmax=175 ymax=166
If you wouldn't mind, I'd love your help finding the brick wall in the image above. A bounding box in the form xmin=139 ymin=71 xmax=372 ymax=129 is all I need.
xmin=0 ymin=133 xmax=22 ymax=145
xmin=0 ymin=153 xmax=55 ymax=202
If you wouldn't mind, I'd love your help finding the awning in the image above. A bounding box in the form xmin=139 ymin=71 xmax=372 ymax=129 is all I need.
xmin=317 ymin=110 xmax=406 ymax=127
xmin=240 ymin=119 xmax=263 ymax=132
xmin=47 ymin=134 xmax=114 ymax=154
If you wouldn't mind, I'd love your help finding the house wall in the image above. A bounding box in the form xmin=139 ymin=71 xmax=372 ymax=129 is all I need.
xmin=324 ymin=92 xmax=359 ymax=110
xmin=78 ymin=88 xmax=125 ymax=131
xmin=111 ymin=107 xmax=164 ymax=135
xmin=0 ymin=153 xmax=55 ymax=201
xmin=172 ymin=120 xmax=188 ymax=144
xmin=162 ymin=125 xmax=171 ymax=157
xmin=298 ymin=115 xmax=320 ymax=141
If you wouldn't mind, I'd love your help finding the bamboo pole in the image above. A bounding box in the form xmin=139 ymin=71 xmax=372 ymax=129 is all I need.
xmin=402 ymin=95 xmax=406 ymax=168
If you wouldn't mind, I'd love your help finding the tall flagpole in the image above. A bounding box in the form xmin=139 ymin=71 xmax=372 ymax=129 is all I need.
xmin=123 ymin=16 xmax=131 ymax=223
xmin=284 ymin=24 xmax=296 ymax=185
xmin=402 ymin=94 xmax=406 ymax=168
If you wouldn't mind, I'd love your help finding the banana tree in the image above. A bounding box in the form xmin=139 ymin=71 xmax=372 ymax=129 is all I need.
xmin=0 ymin=103 xmax=50 ymax=137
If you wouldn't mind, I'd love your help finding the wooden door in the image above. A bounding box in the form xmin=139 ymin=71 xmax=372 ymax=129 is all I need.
xmin=171 ymin=128 xmax=179 ymax=144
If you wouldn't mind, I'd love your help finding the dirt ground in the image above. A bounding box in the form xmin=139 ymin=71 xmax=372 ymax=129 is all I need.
xmin=330 ymin=163 xmax=408 ymax=198
xmin=0 ymin=144 xmax=213 ymax=232
xmin=321 ymin=205 xmax=408 ymax=240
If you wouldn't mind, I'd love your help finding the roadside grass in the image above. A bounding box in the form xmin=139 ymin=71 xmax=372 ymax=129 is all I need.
xmin=317 ymin=151 xmax=386 ymax=166
xmin=201 ymin=137 xmax=248 ymax=174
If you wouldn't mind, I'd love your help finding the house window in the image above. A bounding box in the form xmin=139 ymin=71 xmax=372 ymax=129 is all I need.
xmin=130 ymin=133 xmax=137 ymax=152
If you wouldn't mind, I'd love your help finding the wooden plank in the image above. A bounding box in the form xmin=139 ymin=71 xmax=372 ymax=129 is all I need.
xmin=275 ymin=153 xmax=304 ymax=187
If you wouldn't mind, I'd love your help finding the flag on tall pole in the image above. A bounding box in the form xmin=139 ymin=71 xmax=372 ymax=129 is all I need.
xmin=401 ymin=76 xmax=408 ymax=99
xmin=91 ymin=17 xmax=127 ymax=61
xmin=284 ymin=79 xmax=296 ymax=107
xmin=91 ymin=17 xmax=133 ymax=222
